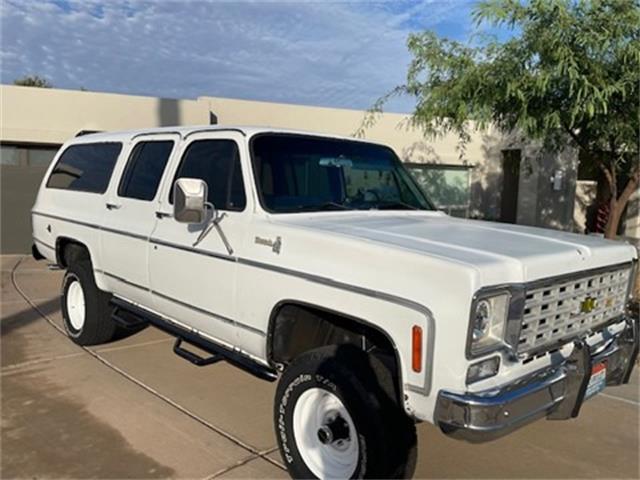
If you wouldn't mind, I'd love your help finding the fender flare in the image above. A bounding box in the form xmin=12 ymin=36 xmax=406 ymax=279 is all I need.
xmin=266 ymin=299 xmax=406 ymax=400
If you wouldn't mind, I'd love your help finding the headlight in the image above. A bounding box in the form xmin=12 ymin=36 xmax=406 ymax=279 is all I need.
xmin=468 ymin=292 xmax=510 ymax=356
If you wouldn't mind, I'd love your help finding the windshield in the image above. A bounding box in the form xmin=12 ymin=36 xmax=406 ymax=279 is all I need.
xmin=251 ymin=134 xmax=434 ymax=213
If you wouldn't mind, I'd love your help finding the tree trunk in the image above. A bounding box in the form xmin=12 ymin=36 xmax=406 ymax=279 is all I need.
xmin=602 ymin=169 xmax=640 ymax=302
xmin=604 ymin=200 xmax=624 ymax=239
xmin=603 ymin=168 xmax=640 ymax=240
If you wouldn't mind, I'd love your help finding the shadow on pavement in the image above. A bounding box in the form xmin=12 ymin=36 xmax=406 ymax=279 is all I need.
xmin=2 ymin=367 xmax=175 ymax=478
xmin=1 ymin=297 xmax=60 ymax=336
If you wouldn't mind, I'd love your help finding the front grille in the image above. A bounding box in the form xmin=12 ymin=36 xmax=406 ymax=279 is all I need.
xmin=517 ymin=266 xmax=631 ymax=355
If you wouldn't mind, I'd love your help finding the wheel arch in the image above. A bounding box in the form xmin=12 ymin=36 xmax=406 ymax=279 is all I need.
xmin=56 ymin=236 xmax=91 ymax=268
xmin=266 ymin=299 xmax=405 ymax=405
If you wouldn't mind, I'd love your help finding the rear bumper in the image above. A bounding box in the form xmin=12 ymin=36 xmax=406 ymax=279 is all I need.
xmin=434 ymin=315 xmax=639 ymax=443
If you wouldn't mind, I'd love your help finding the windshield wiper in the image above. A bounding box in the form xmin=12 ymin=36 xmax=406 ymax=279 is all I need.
xmin=371 ymin=201 xmax=420 ymax=210
xmin=296 ymin=202 xmax=353 ymax=212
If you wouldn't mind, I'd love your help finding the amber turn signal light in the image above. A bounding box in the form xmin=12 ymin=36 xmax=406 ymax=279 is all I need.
xmin=412 ymin=325 xmax=423 ymax=373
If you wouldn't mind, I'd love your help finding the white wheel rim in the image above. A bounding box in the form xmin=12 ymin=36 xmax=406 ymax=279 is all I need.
xmin=66 ymin=279 xmax=86 ymax=331
xmin=292 ymin=388 xmax=359 ymax=479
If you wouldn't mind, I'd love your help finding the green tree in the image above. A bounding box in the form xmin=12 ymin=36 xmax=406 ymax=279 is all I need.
xmin=362 ymin=0 xmax=639 ymax=239
xmin=13 ymin=75 xmax=52 ymax=88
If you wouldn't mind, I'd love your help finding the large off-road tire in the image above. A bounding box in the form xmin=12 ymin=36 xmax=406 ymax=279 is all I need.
xmin=274 ymin=344 xmax=417 ymax=479
xmin=61 ymin=260 xmax=117 ymax=346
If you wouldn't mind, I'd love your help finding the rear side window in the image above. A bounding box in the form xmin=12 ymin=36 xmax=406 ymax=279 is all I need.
xmin=46 ymin=143 xmax=122 ymax=193
xmin=118 ymin=141 xmax=174 ymax=201
xmin=170 ymin=140 xmax=246 ymax=211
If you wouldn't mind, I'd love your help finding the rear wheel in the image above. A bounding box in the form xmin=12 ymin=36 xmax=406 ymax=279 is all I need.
xmin=274 ymin=344 xmax=417 ymax=479
xmin=62 ymin=260 xmax=117 ymax=346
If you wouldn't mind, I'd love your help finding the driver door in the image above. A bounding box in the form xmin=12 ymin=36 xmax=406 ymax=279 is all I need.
xmin=148 ymin=131 xmax=249 ymax=348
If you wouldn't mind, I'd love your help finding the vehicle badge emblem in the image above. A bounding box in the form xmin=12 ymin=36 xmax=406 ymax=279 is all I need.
xmin=255 ymin=236 xmax=282 ymax=254
xmin=580 ymin=296 xmax=598 ymax=313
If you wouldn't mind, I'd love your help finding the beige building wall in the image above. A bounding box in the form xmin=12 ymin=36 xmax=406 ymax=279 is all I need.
xmin=1 ymin=85 xmax=209 ymax=145
xmin=1 ymin=85 xmax=636 ymax=253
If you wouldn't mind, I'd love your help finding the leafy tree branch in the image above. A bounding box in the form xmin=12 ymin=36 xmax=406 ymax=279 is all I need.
xmin=360 ymin=0 xmax=639 ymax=239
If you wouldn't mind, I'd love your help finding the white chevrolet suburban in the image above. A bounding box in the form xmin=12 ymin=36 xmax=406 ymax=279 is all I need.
xmin=32 ymin=126 xmax=638 ymax=479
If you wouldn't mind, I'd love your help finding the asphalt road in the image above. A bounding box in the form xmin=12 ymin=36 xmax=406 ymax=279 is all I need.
xmin=2 ymin=255 xmax=639 ymax=479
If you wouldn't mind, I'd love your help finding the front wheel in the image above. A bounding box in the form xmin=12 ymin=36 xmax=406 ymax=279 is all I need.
xmin=274 ymin=345 xmax=417 ymax=479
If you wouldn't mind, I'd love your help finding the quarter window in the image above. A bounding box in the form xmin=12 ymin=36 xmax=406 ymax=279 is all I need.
xmin=46 ymin=143 xmax=122 ymax=193
xmin=171 ymin=140 xmax=246 ymax=211
xmin=118 ymin=141 xmax=174 ymax=201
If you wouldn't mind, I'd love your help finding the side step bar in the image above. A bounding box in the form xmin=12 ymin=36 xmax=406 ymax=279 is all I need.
xmin=173 ymin=338 xmax=222 ymax=366
xmin=112 ymin=307 xmax=149 ymax=330
xmin=110 ymin=297 xmax=277 ymax=382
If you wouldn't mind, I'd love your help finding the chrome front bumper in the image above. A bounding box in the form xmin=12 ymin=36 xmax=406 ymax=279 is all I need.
xmin=434 ymin=316 xmax=639 ymax=443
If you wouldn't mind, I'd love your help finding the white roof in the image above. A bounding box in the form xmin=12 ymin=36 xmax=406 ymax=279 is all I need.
xmin=71 ymin=125 xmax=383 ymax=145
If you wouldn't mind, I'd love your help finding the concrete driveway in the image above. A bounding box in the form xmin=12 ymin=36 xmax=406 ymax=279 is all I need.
xmin=2 ymin=255 xmax=639 ymax=479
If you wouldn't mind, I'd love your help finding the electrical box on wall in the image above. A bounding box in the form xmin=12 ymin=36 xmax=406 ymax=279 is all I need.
xmin=551 ymin=170 xmax=564 ymax=191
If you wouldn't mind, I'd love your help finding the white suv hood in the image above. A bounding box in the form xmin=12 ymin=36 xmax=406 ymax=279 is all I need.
xmin=275 ymin=211 xmax=637 ymax=285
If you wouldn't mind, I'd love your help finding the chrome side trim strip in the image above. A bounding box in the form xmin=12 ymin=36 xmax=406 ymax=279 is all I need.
xmin=149 ymin=237 xmax=236 ymax=263
xmin=152 ymin=290 xmax=234 ymax=327
xmin=96 ymin=269 xmax=146 ymax=292
xmin=33 ymin=211 xmax=148 ymax=241
xmin=102 ymin=225 xmax=148 ymax=241
xmin=33 ymin=211 xmax=102 ymax=231
xmin=95 ymin=269 xmax=265 ymax=337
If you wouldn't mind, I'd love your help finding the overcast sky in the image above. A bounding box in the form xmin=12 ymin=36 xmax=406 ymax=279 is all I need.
xmin=1 ymin=0 xmax=478 ymax=112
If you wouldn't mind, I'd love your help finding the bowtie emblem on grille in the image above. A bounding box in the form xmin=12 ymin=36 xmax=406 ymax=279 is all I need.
xmin=580 ymin=296 xmax=598 ymax=313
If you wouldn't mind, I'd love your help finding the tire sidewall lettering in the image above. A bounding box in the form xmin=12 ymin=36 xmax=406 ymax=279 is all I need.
xmin=277 ymin=370 xmax=366 ymax=477
xmin=278 ymin=373 xmax=312 ymax=464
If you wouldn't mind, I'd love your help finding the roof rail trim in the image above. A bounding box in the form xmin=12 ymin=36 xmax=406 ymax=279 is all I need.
xmin=183 ymin=127 xmax=246 ymax=139
xmin=75 ymin=130 xmax=102 ymax=137
xmin=130 ymin=130 xmax=184 ymax=140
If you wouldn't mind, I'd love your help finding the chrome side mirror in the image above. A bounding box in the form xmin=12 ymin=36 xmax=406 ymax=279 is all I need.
xmin=173 ymin=178 xmax=208 ymax=224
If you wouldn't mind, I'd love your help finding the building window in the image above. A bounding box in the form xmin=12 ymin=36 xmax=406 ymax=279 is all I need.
xmin=406 ymin=163 xmax=472 ymax=218
xmin=0 ymin=144 xmax=59 ymax=167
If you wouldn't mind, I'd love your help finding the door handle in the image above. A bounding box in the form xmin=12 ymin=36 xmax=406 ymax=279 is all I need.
xmin=155 ymin=211 xmax=172 ymax=219
xmin=106 ymin=203 xmax=122 ymax=210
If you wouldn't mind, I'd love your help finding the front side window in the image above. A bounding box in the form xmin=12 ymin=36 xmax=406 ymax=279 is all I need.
xmin=118 ymin=141 xmax=174 ymax=201
xmin=171 ymin=139 xmax=246 ymax=211
xmin=47 ymin=143 xmax=122 ymax=193
xmin=251 ymin=134 xmax=433 ymax=213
